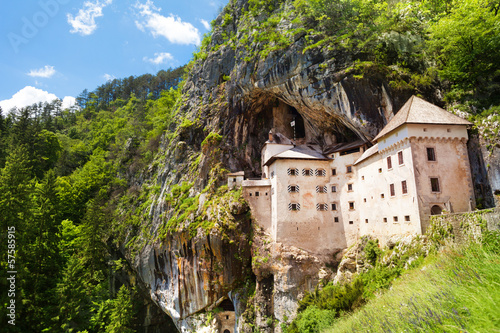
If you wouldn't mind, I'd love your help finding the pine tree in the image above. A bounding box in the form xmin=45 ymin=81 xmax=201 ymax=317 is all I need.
xmin=0 ymin=145 xmax=34 ymax=331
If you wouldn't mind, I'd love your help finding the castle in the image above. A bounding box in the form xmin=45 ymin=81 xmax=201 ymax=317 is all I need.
xmin=228 ymin=96 xmax=474 ymax=253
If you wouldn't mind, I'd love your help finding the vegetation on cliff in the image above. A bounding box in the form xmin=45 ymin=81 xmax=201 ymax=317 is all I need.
xmin=196 ymin=0 xmax=499 ymax=138
xmin=328 ymin=234 xmax=500 ymax=332
xmin=1 ymin=0 xmax=499 ymax=331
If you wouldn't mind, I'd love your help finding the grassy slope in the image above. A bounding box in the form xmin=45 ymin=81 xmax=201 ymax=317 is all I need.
xmin=326 ymin=240 xmax=500 ymax=333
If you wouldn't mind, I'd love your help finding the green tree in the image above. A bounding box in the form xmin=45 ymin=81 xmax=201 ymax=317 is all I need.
xmin=0 ymin=145 xmax=34 ymax=332
xmin=19 ymin=170 xmax=63 ymax=331
xmin=105 ymin=285 xmax=136 ymax=333
xmin=428 ymin=0 xmax=500 ymax=99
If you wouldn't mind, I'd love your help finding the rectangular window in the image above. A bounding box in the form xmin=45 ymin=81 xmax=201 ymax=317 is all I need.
xmin=361 ymin=175 xmax=365 ymax=180
xmin=378 ymin=168 xmax=382 ymax=173
xmin=431 ymin=177 xmax=440 ymax=192
xmin=349 ymin=202 xmax=355 ymax=210
xmin=405 ymin=215 xmax=411 ymax=222
xmin=381 ymin=193 xmax=385 ymax=199
xmin=315 ymin=169 xmax=326 ymax=176
xmin=387 ymin=156 xmax=392 ymax=169
xmin=390 ymin=184 xmax=395 ymax=197
xmin=316 ymin=203 xmax=328 ymax=211
xmin=346 ymin=165 xmax=352 ymax=173
xmin=365 ymin=219 xmax=369 ymax=223
xmin=383 ymin=217 xmax=388 ymax=223
xmin=316 ymin=185 xmax=328 ymax=193
xmin=289 ymin=203 xmax=301 ymax=211
xmin=427 ymin=147 xmax=436 ymax=161
xmin=334 ymin=217 xmax=339 ymax=223
xmin=402 ymin=180 xmax=408 ymax=194
xmin=287 ymin=168 xmax=299 ymax=176
xmin=302 ymin=169 xmax=313 ymax=176
xmin=349 ymin=221 xmax=354 ymax=225
xmin=393 ymin=216 xmax=398 ymax=223
xmin=347 ymin=183 xmax=353 ymax=191
xmin=255 ymin=192 xmax=260 ymax=197
xmin=331 ymin=185 xmax=337 ymax=193
xmin=331 ymin=203 xmax=337 ymax=211
xmin=332 ymin=168 xmax=337 ymax=176
xmin=270 ymin=171 xmax=275 ymax=178
xmin=398 ymin=151 xmax=404 ymax=165
xmin=288 ymin=185 xmax=300 ymax=193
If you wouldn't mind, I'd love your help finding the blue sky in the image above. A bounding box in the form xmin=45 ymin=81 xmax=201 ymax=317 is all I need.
xmin=0 ymin=0 xmax=226 ymax=112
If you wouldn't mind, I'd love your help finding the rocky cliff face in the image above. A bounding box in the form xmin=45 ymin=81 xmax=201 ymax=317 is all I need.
xmin=120 ymin=0 xmax=496 ymax=332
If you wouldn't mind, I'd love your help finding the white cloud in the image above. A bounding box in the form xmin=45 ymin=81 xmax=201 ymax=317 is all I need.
xmin=200 ymin=19 xmax=211 ymax=30
xmin=67 ymin=0 xmax=112 ymax=36
xmin=62 ymin=96 xmax=77 ymax=109
xmin=143 ymin=52 xmax=174 ymax=65
xmin=0 ymin=86 xmax=75 ymax=113
xmin=134 ymin=1 xmax=201 ymax=45
xmin=27 ymin=65 xmax=56 ymax=78
xmin=103 ymin=73 xmax=116 ymax=81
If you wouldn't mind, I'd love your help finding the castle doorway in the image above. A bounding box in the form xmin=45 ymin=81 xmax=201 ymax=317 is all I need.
xmin=430 ymin=205 xmax=442 ymax=215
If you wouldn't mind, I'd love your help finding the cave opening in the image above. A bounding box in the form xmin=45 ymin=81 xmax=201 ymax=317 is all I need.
xmin=220 ymin=298 xmax=235 ymax=312
xmin=290 ymin=106 xmax=306 ymax=140
xmin=271 ymin=99 xmax=307 ymax=142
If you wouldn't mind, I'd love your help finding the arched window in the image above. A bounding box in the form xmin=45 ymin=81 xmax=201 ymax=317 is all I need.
xmin=431 ymin=205 xmax=442 ymax=215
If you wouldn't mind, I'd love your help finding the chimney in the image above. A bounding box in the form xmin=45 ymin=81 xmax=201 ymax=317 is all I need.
xmin=268 ymin=129 xmax=274 ymax=142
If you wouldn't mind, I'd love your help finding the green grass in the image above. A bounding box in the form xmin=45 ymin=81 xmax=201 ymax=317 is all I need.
xmin=325 ymin=236 xmax=500 ymax=333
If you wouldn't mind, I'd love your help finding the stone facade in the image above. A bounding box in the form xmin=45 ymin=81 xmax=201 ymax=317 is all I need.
xmin=235 ymin=96 xmax=475 ymax=252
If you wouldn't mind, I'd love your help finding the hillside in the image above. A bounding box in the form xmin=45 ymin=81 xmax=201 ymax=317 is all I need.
xmin=0 ymin=0 xmax=499 ymax=332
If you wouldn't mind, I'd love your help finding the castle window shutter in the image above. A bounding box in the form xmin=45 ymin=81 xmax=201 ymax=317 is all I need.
xmin=288 ymin=203 xmax=292 ymax=211
xmin=296 ymin=185 xmax=300 ymax=192
xmin=295 ymin=168 xmax=299 ymax=175
xmin=316 ymin=186 xmax=320 ymax=193
xmin=288 ymin=185 xmax=292 ymax=193
xmin=297 ymin=203 xmax=300 ymax=210
xmin=302 ymin=169 xmax=306 ymax=176
xmin=323 ymin=186 xmax=327 ymax=193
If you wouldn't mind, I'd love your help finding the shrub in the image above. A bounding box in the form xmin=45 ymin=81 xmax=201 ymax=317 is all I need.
xmin=364 ymin=239 xmax=381 ymax=265
xmin=291 ymin=306 xmax=336 ymax=333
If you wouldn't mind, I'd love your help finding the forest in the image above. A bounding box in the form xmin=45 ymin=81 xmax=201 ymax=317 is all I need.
xmin=1 ymin=0 xmax=499 ymax=332
xmin=0 ymin=67 xmax=184 ymax=332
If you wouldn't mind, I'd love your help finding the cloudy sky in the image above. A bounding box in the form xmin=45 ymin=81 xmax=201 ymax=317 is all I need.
xmin=0 ymin=0 xmax=225 ymax=112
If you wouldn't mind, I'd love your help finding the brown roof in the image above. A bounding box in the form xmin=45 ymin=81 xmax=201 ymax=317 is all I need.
xmin=324 ymin=139 xmax=368 ymax=154
xmin=264 ymin=145 xmax=329 ymax=166
xmin=373 ymin=96 xmax=472 ymax=142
